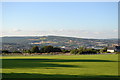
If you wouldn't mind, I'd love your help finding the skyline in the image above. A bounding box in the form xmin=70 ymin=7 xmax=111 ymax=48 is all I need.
xmin=1 ymin=2 xmax=118 ymax=39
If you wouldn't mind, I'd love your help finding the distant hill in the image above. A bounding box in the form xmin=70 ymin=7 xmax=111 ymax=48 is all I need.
xmin=1 ymin=36 xmax=118 ymax=51
xmin=1 ymin=35 xmax=118 ymax=44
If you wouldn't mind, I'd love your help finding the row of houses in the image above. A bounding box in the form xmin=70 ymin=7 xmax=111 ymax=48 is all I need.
xmin=107 ymin=46 xmax=120 ymax=53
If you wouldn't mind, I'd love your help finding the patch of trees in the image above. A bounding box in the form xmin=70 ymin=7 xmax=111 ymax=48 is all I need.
xmin=31 ymin=46 xmax=40 ymax=53
xmin=1 ymin=45 xmax=69 ymax=54
xmin=61 ymin=49 xmax=70 ymax=53
xmin=24 ymin=45 xmax=62 ymax=53
xmin=2 ymin=45 xmax=108 ymax=55
xmin=70 ymin=47 xmax=108 ymax=54
xmin=1 ymin=50 xmax=21 ymax=54
xmin=2 ymin=50 xmax=11 ymax=53
xmin=12 ymin=51 xmax=21 ymax=53
xmin=100 ymin=47 xmax=107 ymax=53
xmin=70 ymin=47 xmax=99 ymax=54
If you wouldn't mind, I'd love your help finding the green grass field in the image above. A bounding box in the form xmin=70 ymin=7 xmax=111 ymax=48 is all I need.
xmin=1 ymin=54 xmax=119 ymax=79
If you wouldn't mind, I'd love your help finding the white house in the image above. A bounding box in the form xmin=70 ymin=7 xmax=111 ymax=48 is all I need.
xmin=107 ymin=49 xmax=114 ymax=53
xmin=107 ymin=47 xmax=115 ymax=53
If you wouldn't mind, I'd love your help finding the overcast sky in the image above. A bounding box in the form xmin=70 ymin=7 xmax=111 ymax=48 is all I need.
xmin=1 ymin=2 xmax=118 ymax=39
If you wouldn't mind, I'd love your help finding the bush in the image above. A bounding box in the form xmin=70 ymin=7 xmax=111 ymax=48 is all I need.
xmin=70 ymin=49 xmax=79 ymax=54
xmin=40 ymin=45 xmax=54 ymax=53
xmin=62 ymin=49 xmax=70 ymax=53
xmin=23 ymin=50 xmax=32 ymax=53
xmin=70 ymin=47 xmax=98 ymax=55
xmin=100 ymin=47 xmax=107 ymax=53
xmin=2 ymin=50 xmax=11 ymax=53
xmin=40 ymin=45 xmax=62 ymax=53
xmin=31 ymin=46 xmax=40 ymax=53
xmin=13 ymin=51 xmax=21 ymax=53
xmin=53 ymin=47 xmax=62 ymax=52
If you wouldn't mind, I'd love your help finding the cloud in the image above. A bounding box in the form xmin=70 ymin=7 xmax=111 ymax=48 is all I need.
xmin=113 ymin=29 xmax=118 ymax=32
xmin=93 ymin=32 xmax=101 ymax=35
xmin=12 ymin=29 xmax=22 ymax=32
xmin=2 ymin=29 xmax=118 ymax=39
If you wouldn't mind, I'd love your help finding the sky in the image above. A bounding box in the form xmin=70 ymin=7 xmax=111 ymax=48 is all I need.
xmin=1 ymin=2 xmax=118 ymax=39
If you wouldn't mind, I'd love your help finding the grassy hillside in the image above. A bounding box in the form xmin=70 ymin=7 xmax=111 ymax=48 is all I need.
xmin=1 ymin=54 xmax=119 ymax=79
xmin=2 ymin=36 xmax=117 ymax=46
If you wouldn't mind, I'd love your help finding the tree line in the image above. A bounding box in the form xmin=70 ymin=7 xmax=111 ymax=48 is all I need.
xmin=2 ymin=45 xmax=70 ymax=54
xmin=1 ymin=45 xmax=109 ymax=55
xmin=70 ymin=47 xmax=107 ymax=54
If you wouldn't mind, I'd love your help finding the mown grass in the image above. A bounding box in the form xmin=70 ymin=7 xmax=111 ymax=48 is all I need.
xmin=1 ymin=54 xmax=119 ymax=79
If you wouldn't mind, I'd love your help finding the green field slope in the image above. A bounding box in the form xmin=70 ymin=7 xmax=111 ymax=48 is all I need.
xmin=1 ymin=54 xmax=119 ymax=79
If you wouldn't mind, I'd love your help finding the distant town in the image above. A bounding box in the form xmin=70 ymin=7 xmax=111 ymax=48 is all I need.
xmin=1 ymin=36 xmax=120 ymax=54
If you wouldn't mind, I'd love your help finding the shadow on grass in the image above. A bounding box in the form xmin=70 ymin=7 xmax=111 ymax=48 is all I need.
xmin=2 ymin=73 xmax=120 ymax=80
xmin=2 ymin=60 xmax=79 ymax=68
xmin=2 ymin=58 xmax=117 ymax=62
xmin=2 ymin=58 xmax=117 ymax=68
